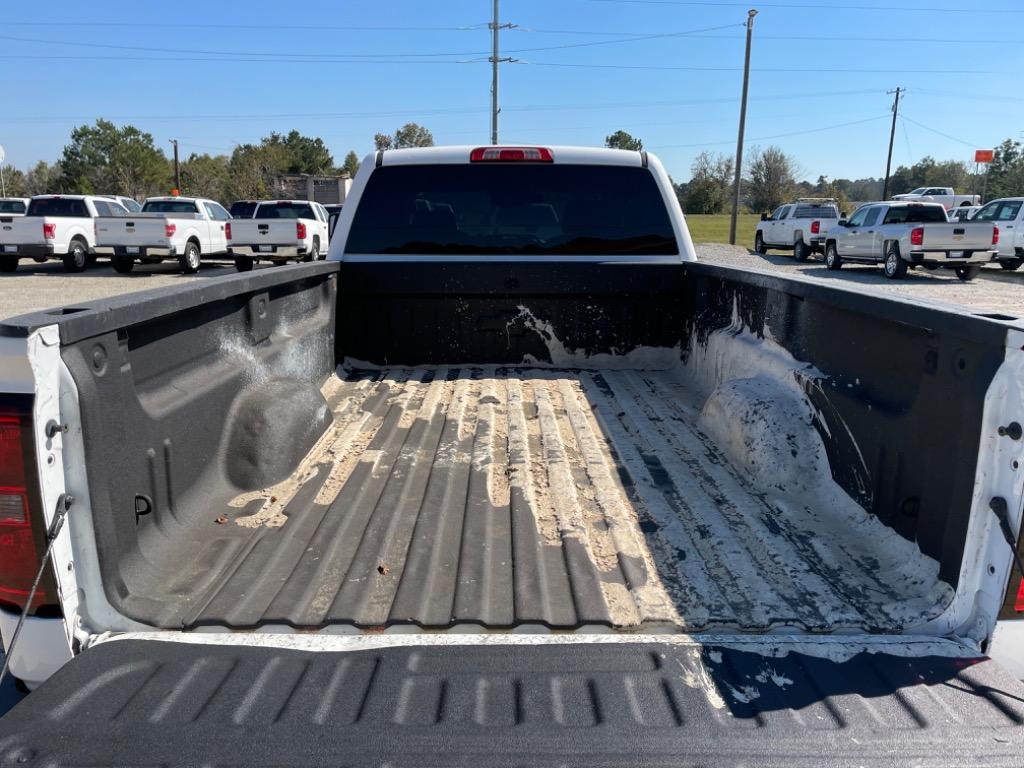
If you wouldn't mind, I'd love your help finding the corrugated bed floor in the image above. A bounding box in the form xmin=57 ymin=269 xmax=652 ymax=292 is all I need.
xmin=157 ymin=367 xmax=948 ymax=631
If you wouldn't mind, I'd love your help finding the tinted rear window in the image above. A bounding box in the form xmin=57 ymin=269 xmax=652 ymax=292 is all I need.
xmin=345 ymin=164 xmax=678 ymax=256
xmin=142 ymin=200 xmax=199 ymax=214
xmin=26 ymin=198 xmax=90 ymax=217
xmin=0 ymin=200 xmax=26 ymax=214
xmin=793 ymin=204 xmax=838 ymax=219
xmin=883 ymin=205 xmax=948 ymax=224
xmin=229 ymin=201 xmax=259 ymax=218
xmin=255 ymin=202 xmax=316 ymax=220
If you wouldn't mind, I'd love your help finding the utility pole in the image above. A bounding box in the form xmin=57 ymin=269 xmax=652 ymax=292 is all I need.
xmin=728 ymin=9 xmax=757 ymax=246
xmin=881 ymin=87 xmax=901 ymax=201
xmin=169 ymin=139 xmax=181 ymax=193
xmin=489 ymin=0 xmax=515 ymax=145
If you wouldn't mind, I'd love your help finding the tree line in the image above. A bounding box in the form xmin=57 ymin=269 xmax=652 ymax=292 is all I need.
xmin=0 ymin=120 xmax=436 ymax=202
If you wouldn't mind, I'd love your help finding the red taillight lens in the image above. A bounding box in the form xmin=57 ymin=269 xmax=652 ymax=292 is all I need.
xmin=42 ymin=223 xmax=56 ymax=240
xmin=810 ymin=220 xmax=820 ymax=235
xmin=296 ymin=222 xmax=307 ymax=240
xmin=993 ymin=226 xmax=1000 ymax=245
xmin=225 ymin=222 xmax=232 ymax=240
xmin=470 ymin=146 xmax=554 ymax=163
xmin=1015 ymin=578 xmax=1024 ymax=613
xmin=0 ymin=408 xmax=48 ymax=612
xmin=910 ymin=227 xmax=924 ymax=246
xmin=164 ymin=223 xmax=176 ymax=238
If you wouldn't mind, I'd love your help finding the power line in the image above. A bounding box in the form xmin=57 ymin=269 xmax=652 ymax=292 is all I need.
xmin=653 ymin=115 xmax=890 ymax=148
xmin=525 ymin=60 xmax=1000 ymax=74
xmin=900 ymin=114 xmax=978 ymax=148
xmin=590 ymin=0 xmax=1024 ymax=13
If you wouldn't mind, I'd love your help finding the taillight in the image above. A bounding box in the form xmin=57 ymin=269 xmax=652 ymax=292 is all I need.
xmin=1016 ymin=579 xmax=1024 ymax=613
xmin=470 ymin=146 xmax=554 ymax=163
xmin=164 ymin=223 xmax=176 ymax=239
xmin=993 ymin=226 xmax=1000 ymax=245
xmin=296 ymin=221 xmax=307 ymax=240
xmin=810 ymin=220 xmax=820 ymax=235
xmin=910 ymin=227 xmax=924 ymax=246
xmin=42 ymin=223 xmax=56 ymax=240
xmin=225 ymin=222 xmax=232 ymax=240
xmin=0 ymin=407 xmax=50 ymax=613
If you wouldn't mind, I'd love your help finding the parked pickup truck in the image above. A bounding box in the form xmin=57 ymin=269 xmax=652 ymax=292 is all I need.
xmin=0 ymin=195 xmax=129 ymax=273
xmin=971 ymin=197 xmax=1024 ymax=271
xmin=891 ymin=186 xmax=981 ymax=210
xmin=94 ymin=196 xmax=232 ymax=274
xmin=1 ymin=146 xmax=1023 ymax=766
xmin=824 ymin=201 xmax=998 ymax=279
xmin=228 ymin=199 xmax=330 ymax=271
xmin=754 ymin=198 xmax=840 ymax=259
xmin=0 ymin=198 xmax=30 ymax=216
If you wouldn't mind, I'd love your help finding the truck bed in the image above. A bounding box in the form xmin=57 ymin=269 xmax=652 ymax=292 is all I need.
xmin=132 ymin=365 xmax=950 ymax=632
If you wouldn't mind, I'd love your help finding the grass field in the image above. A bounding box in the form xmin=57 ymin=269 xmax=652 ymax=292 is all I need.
xmin=684 ymin=213 xmax=758 ymax=247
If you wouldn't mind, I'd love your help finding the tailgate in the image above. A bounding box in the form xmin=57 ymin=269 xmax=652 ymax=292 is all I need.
xmin=232 ymin=219 xmax=297 ymax=245
xmin=95 ymin=216 xmax=166 ymax=247
xmin=924 ymin=222 xmax=993 ymax=250
xmin=1 ymin=637 xmax=1023 ymax=767
xmin=0 ymin=218 xmax=41 ymax=247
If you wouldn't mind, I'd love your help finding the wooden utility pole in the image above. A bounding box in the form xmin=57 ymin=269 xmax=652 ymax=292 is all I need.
xmin=881 ymin=87 xmax=901 ymax=201
xmin=170 ymin=139 xmax=181 ymax=193
xmin=729 ymin=9 xmax=757 ymax=246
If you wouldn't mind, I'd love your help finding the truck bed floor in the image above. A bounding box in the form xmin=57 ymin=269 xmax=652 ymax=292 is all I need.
xmin=136 ymin=367 xmax=950 ymax=632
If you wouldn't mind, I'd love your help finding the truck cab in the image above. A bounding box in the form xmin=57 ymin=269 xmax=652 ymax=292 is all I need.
xmin=972 ymin=197 xmax=1024 ymax=270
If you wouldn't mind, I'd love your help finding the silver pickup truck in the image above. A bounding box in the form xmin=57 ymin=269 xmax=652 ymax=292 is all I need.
xmin=824 ymin=201 xmax=998 ymax=280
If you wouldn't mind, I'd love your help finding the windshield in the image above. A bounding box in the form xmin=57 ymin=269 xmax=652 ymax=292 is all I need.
xmin=121 ymin=198 xmax=142 ymax=213
xmin=229 ymin=201 xmax=259 ymax=218
xmin=345 ymin=164 xmax=678 ymax=256
xmin=26 ymin=198 xmax=90 ymax=217
xmin=142 ymin=200 xmax=199 ymax=214
xmin=907 ymin=188 xmax=927 ymax=195
xmin=255 ymin=202 xmax=316 ymax=220
xmin=0 ymin=200 xmax=27 ymax=214
xmin=883 ymin=205 xmax=949 ymax=224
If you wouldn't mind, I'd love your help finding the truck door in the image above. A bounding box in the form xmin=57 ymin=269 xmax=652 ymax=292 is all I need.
xmin=204 ymin=202 xmax=229 ymax=254
xmin=857 ymin=205 xmax=884 ymax=259
xmin=836 ymin=206 xmax=868 ymax=256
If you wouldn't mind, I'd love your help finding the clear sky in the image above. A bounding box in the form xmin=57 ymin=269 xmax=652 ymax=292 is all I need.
xmin=3 ymin=0 xmax=1022 ymax=183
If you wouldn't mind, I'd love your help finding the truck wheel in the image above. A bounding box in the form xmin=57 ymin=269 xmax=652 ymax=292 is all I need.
xmin=955 ymin=265 xmax=981 ymax=281
xmin=234 ymin=255 xmax=254 ymax=272
xmin=307 ymin=238 xmax=321 ymax=262
xmin=112 ymin=255 xmax=135 ymax=274
xmin=824 ymin=242 xmax=842 ymax=270
xmin=62 ymin=239 xmax=88 ymax=273
xmin=793 ymin=239 xmax=809 ymax=261
xmin=883 ymin=245 xmax=907 ymax=279
xmin=754 ymin=232 xmax=767 ymax=255
xmin=0 ymin=257 xmax=18 ymax=273
xmin=179 ymin=242 xmax=201 ymax=274
xmin=999 ymin=259 xmax=1022 ymax=271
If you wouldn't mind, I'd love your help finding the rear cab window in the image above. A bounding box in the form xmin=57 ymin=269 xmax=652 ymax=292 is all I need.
xmin=25 ymin=198 xmax=89 ymax=217
xmin=142 ymin=200 xmax=199 ymax=214
xmin=0 ymin=200 xmax=27 ymax=214
xmin=229 ymin=201 xmax=258 ymax=218
xmin=345 ymin=164 xmax=678 ymax=256
xmin=255 ymin=202 xmax=317 ymax=220
xmin=883 ymin=205 xmax=948 ymax=224
xmin=793 ymin=204 xmax=839 ymax=219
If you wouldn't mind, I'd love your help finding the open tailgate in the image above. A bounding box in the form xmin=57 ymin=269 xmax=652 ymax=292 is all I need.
xmin=1 ymin=636 xmax=1023 ymax=767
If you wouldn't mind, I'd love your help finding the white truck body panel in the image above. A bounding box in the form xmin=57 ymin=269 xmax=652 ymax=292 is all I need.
xmin=972 ymin=197 xmax=1024 ymax=264
xmin=891 ymin=187 xmax=981 ymax=210
xmin=228 ymin=200 xmax=329 ymax=261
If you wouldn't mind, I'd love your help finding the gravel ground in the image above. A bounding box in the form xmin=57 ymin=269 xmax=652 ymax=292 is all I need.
xmin=695 ymin=243 xmax=1023 ymax=318
xmin=0 ymin=249 xmax=1020 ymax=321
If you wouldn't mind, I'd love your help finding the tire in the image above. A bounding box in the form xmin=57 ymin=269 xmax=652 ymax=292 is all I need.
xmin=234 ymin=255 xmax=254 ymax=272
xmin=112 ymin=255 xmax=135 ymax=274
xmin=955 ymin=265 xmax=981 ymax=281
xmin=179 ymin=241 xmax=201 ymax=274
xmin=754 ymin=232 xmax=767 ymax=255
xmin=998 ymin=259 xmax=1022 ymax=271
xmin=62 ymin=239 xmax=88 ymax=273
xmin=793 ymin=238 xmax=809 ymax=261
xmin=0 ymin=257 xmax=18 ymax=273
xmin=883 ymin=245 xmax=907 ymax=279
xmin=310 ymin=237 xmax=321 ymax=262
xmin=824 ymin=242 xmax=842 ymax=270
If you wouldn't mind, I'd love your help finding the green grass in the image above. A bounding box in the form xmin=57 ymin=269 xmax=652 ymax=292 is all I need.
xmin=684 ymin=214 xmax=759 ymax=247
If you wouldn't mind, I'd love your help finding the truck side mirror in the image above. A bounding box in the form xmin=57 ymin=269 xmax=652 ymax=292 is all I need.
xmin=760 ymin=212 xmax=768 ymax=221
xmin=838 ymin=219 xmax=848 ymax=227
xmin=840 ymin=212 xmax=849 ymax=219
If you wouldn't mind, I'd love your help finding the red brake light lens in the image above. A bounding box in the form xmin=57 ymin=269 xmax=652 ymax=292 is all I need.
xmin=1015 ymin=578 xmax=1024 ymax=613
xmin=225 ymin=222 xmax=232 ymax=240
xmin=296 ymin=222 xmax=307 ymax=240
xmin=165 ymin=223 xmax=176 ymax=238
xmin=910 ymin=227 xmax=924 ymax=246
xmin=470 ymin=146 xmax=554 ymax=163
xmin=42 ymin=223 xmax=56 ymax=240
xmin=810 ymin=220 xmax=820 ymax=235
xmin=0 ymin=408 xmax=49 ymax=612
xmin=993 ymin=226 xmax=1000 ymax=245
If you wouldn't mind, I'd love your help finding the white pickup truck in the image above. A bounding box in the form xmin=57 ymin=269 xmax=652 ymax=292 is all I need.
xmin=0 ymin=199 xmax=30 ymax=216
xmin=94 ymin=196 xmax=232 ymax=274
xmin=228 ymin=199 xmax=330 ymax=271
xmin=754 ymin=198 xmax=841 ymax=259
xmin=891 ymin=186 xmax=981 ymax=210
xmin=971 ymin=197 xmax=1024 ymax=271
xmin=1 ymin=146 xmax=1024 ymax=766
xmin=0 ymin=195 xmax=129 ymax=273
xmin=824 ymin=201 xmax=998 ymax=280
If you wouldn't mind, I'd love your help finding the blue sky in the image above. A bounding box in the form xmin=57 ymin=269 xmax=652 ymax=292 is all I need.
xmin=3 ymin=0 xmax=1022 ymax=182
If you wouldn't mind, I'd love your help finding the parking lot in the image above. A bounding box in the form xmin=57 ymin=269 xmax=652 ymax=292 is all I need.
xmin=1 ymin=246 xmax=1020 ymax=321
